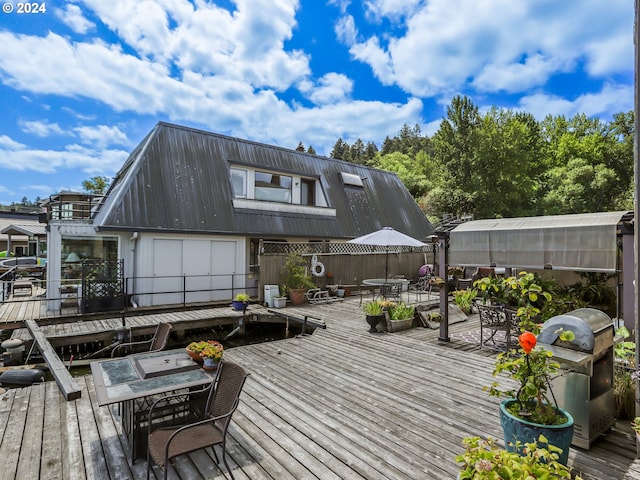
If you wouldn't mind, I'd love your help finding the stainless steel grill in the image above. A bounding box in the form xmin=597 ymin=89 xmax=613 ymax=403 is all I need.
xmin=537 ymin=308 xmax=616 ymax=449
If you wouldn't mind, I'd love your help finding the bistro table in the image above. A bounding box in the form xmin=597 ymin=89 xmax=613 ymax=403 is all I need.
xmin=91 ymin=348 xmax=215 ymax=460
xmin=362 ymin=278 xmax=409 ymax=300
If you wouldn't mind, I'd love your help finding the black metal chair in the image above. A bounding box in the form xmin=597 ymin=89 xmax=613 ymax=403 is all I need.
xmin=111 ymin=322 xmax=173 ymax=357
xmin=146 ymin=360 xmax=249 ymax=480
xmin=478 ymin=305 xmax=519 ymax=350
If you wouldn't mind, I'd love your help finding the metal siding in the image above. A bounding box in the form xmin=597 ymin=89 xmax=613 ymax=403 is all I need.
xmin=96 ymin=122 xmax=433 ymax=240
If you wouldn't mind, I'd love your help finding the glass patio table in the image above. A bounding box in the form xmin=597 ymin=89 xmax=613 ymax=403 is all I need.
xmin=91 ymin=348 xmax=215 ymax=460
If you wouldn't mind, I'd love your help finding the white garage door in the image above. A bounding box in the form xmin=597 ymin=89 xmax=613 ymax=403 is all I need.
xmin=152 ymin=238 xmax=240 ymax=306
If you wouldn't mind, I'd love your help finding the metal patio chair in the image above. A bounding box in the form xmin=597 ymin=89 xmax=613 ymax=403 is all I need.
xmin=146 ymin=360 xmax=249 ymax=480
xmin=111 ymin=322 xmax=173 ymax=357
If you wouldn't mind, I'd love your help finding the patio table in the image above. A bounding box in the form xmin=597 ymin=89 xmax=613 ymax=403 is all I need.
xmin=91 ymin=348 xmax=214 ymax=460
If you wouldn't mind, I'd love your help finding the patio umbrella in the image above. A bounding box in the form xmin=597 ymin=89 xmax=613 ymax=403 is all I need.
xmin=347 ymin=226 xmax=427 ymax=280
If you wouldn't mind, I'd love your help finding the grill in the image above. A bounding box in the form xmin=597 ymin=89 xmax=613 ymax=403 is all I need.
xmin=537 ymin=308 xmax=616 ymax=449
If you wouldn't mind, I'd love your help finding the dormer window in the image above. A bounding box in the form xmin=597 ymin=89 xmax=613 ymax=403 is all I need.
xmin=255 ymin=171 xmax=292 ymax=203
xmin=230 ymin=168 xmax=247 ymax=198
xmin=229 ymin=164 xmax=330 ymax=213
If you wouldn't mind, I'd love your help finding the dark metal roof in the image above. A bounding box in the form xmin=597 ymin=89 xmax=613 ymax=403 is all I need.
xmin=93 ymin=122 xmax=433 ymax=241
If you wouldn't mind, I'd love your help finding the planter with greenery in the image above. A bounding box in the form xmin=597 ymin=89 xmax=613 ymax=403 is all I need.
xmin=363 ymin=300 xmax=385 ymax=333
xmin=452 ymin=288 xmax=477 ymax=314
xmin=384 ymin=302 xmax=415 ymax=333
xmin=484 ymin=275 xmax=575 ymax=465
xmin=456 ymin=435 xmax=581 ymax=479
xmin=232 ymin=292 xmax=250 ymax=311
xmin=281 ymin=253 xmax=315 ymax=305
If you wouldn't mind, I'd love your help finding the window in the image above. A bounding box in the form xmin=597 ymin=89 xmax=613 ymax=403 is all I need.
xmin=255 ymin=171 xmax=292 ymax=203
xmin=301 ymin=178 xmax=315 ymax=206
xmin=230 ymin=168 xmax=247 ymax=198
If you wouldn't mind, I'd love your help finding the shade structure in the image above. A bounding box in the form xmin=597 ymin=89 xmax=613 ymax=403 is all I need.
xmin=348 ymin=227 xmax=428 ymax=280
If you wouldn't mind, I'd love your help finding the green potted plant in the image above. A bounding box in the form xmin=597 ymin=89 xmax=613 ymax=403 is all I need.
xmin=273 ymin=286 xmax=288 ymax=309
xmin=363 ymin=300 xmax=385 ymax=333
xmin=280 ymin=253 xmax=315 ymax=305
xmin=232 ymin=292 xmax=250 ymax=311
xmin=452 ymin=288 xmax=477 ymax=314
xmin=456 ymin=435 xmax=581 ymax=479
xmin=482 ymin=271 xmax=575 ymax=465
xmin=385 ymin=301 xmax=415 ymax=333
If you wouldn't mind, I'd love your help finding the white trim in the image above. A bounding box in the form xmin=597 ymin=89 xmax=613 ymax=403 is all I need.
xmin=233 ymin=198 xmax=336 ymax=216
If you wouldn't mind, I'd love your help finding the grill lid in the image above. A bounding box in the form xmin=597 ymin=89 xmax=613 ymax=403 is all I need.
xmin=537 ymin=308 xmax=613 ymax=352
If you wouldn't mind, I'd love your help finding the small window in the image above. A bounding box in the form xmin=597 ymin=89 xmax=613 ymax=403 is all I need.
xmin=230 ymin=168 xmax=247 ymax=198
xmin=340 ymin=172 xmax=363 ymax=187
xmin=301 ymin=178 xmax=315 ymax=206
xmin=255 ymin=171 xmax=292 ymax=203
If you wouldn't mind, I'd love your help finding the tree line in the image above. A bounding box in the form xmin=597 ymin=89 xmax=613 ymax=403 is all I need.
xmin=312 ymin=95 xmax=634 ymax=223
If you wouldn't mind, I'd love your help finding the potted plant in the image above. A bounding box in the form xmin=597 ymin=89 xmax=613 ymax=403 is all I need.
xmin=385 ymin=301 xmax=415 ymax=333
xmin=456 ymin=435 xmax=581 ymax=479
xmin=632 ymin=417 xmax=640 ymax=444
xmin=452 ymin=288 xmax=477 ymax=315
xmin=280 ymin=253 xmax=315 ymax=305
xmin=200 ymin=340 xmax=224 ymax=370
xmin=273 ymin=286 xmax=288 ymax=308
xmin=363 ymin=300 xmax=385 ymax=333
xmin=483 ymin=272 xmax=575 ymax=465
xmin=232 ymin=292 xmax=250 ymax=311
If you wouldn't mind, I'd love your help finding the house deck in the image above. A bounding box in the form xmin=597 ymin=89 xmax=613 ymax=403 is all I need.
xmin=0 ymin=296 xmax=638 ymax=479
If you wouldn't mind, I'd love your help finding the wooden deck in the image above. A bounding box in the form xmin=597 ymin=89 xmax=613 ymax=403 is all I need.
xmin=0 ymin=296 xmax=638 ymax=479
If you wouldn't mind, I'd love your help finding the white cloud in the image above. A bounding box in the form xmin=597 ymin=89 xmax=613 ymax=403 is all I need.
xmin=518 ymin=83 xmax=633 ymax=120
xmin=73 ymin=125 xmax=130 ymax=148
xmin=18 ymin=120 xmax=65 ymax=137
xmin=0 ymin=134 xmax=129 ymax=174
xmin=55 ymin=4 xmax=95 ymax=34
xmin=363 ymin=0 xmax=421 ymax=21
xmin=305 ymin=73 xmax=353 ymax=105
xmin=348 ymin=0 xmax=633 ymax=97
xmin=335 ymin=14 xmax=357 ymax=45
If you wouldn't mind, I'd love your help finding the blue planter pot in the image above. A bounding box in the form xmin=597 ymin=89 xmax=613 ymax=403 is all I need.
xmin=232 ymin=300 xmax=248 ymax=311
xmin=499 ymin=398 xmax=574 ymax=466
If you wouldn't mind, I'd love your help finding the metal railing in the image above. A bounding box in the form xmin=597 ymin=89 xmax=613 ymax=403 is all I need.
xmin=0 ymin=273 xmax=259 ymax=315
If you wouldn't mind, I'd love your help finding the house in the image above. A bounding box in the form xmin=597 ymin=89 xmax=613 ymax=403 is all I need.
xmin=0 ymin=211 xmax=46 ymax=262
xmin=44 ymin=122 xmax=433 ymax=312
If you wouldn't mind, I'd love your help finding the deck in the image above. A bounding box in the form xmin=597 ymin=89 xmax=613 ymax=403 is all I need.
xmin=0 ymin=296 xmax=638 ymax=479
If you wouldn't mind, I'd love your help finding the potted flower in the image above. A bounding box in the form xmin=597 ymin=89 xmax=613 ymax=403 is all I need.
xmin=385 ymin=301 xmax=415 ymax=333
xmin=483 ymin=273 xmax=575 ymax=465
xmin=363 ymin=300 xmax=385 ymax=333
xmin=186 ymin=340 xmax=207 ymax=361
xmin=200 ymin=340 xmax=224 ymax=370
xmin=232 ymin=292 xmax=250 ymax=311
xmin=456 ymin=435 xmax=581 ymax=479
xmin=280 ymin=253 xmax=315 ymax=305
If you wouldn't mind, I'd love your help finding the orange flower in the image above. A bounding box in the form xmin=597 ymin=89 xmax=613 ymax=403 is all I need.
xmin=518 ymin=331 xmax=536 ymax=354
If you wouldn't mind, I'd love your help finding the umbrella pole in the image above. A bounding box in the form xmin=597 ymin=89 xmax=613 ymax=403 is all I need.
xmin=385 ymin=249 xmax=389 ymax=281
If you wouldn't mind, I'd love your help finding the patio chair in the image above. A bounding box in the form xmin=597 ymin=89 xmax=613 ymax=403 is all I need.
xmin=478 ymin=305 xmax=519 ymax=351
xmin=146 ymin=360 xmax=249 ymax=480
xmin=111 ymin=322 xmax=173 ymax=357
xmin=379 ymin=283 xmax=401 ymax=302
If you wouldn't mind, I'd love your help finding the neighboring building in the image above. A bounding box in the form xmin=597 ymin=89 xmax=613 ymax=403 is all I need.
xmin=0 ymin=211 xmax=46 ymax=258
xmin=44 ymin=122 xmax=434 ymax=312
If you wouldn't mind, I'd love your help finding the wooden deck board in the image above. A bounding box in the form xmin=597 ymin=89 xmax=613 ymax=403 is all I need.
xmin=0 ymin=296 xmax=636 ymax=479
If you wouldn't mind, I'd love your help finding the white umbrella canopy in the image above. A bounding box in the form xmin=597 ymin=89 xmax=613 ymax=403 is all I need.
xmin=348 ymin=227 xmax=428 ymax=280
xmin=348 ymin=226 xmax=428 ymax=248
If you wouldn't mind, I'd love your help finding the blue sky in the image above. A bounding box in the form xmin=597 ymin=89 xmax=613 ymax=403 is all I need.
xmin=0 ymin=0 xmax=634 ymax=205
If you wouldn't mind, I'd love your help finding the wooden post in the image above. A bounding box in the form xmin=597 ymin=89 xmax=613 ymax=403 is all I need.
xmin=24 ymin=320 xmax=82 ymax=401
xmin=438 ymin=233 xmax=450 ymax=342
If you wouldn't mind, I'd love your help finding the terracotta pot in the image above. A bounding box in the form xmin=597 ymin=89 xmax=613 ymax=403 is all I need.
xmin=288 ymin=288 xmax=306 ymax=305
